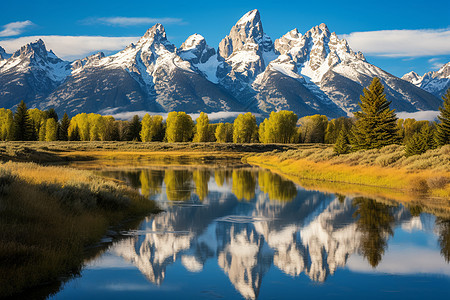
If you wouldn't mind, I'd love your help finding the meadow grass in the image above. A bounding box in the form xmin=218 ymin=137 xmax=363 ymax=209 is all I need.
xmin=247 ymin=145 xmax=450 ymax=200
xmin=0 ymin=162 xmax=159 ymax=297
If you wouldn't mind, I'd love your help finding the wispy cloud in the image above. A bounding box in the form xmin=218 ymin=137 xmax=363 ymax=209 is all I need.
xmin=0 ymin=21 xmax=34 ymax=37
xmin=341 ymin=28 xmax=450 ymax=57
xmin=428 ymin=57 xmax=445 ymax=70
xmin=0 ymin=35 xmax=139 ymax=60
xmin=85 ymin=17 xmax=184 ymax=27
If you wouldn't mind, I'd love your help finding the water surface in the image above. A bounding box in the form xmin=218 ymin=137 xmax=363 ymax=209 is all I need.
xmin=52 ymin=165 xmax=450 ymax=299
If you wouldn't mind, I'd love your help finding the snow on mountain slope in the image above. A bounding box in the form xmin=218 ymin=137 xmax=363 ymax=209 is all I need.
xmin=41 ymin=24 xmax=244 ymax=114
xmin=402 ymin=62 xmax=450 ymax=98
xmin=0 ymin=9 xmax=443 ymax=117
xmin=0 ymin=39 xmax=71 ymax=109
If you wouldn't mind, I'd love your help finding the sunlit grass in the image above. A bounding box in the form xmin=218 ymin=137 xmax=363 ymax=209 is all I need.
xmin=0 ymin=162 xmax=159 ymax=297
xmin=247 ymin=145 xmax=450 ymax=200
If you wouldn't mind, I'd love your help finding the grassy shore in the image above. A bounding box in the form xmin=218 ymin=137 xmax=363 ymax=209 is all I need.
xmin=246 ymin=144 xmax=450 ymax=201
xmin=0 ymin=161 xmax=159 ymax=297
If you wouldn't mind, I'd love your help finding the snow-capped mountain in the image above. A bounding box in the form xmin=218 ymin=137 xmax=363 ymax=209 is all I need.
xmin=0 ymin=39 xmax=70 ymax=109
xmin=0 ymin=9 xmax=443 ymax=117
xmin=402 ymin=62 xmax=450 ymax=98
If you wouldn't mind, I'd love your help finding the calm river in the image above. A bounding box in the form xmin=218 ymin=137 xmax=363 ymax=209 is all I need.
xmin=50 ymin=164 xmax=450 ymax=299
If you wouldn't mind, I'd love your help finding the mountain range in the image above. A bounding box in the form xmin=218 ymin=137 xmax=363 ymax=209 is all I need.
xmin=0 ymin=9 xmax=446 ymax=118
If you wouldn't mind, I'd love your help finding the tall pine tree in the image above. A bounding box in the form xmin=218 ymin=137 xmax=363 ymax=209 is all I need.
xmin=334 ymin=128 xmax=350 ymax=155
xmin=59 ymin=112 xmax=70 ymax=141
xmin=351 ymin=77 xmax=399 ymax=150
xmin=13 ymin=100 xmax=34 ymax=141
xmin=126 ymin=115 xmax=142 ymax=141
xmin=435 ymin=88 xmax=450 ymax=146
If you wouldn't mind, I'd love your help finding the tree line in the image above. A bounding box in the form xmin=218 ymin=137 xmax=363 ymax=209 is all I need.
xmin=1 ymin=78 xmax=449 ymax=157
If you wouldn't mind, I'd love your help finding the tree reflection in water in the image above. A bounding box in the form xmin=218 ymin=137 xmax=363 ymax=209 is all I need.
xmin=232 ymin=170 xmax=257 ymax=201
xmin=140 ymin=169 xmax=164 ymax=198
xmin=258 ymin=170 xmax=297 ymax=202
xmin=164 ymin=169 xmax=193 ymax=201
xmin=352 ymin=197 xmax=394 ymax=268
xmin=193 ymin=169 xmax=210 ymax=201
xmin=435 ymin=217 xmax=450 ymax=263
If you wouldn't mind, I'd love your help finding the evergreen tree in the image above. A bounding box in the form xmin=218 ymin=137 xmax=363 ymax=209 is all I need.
xmin=351 ymin=77 xmax=399 ymax=150
xmin=69 ymin=125 xmax=81 ymax=141
xmin=405 ymin=123 xmax=435 ymax=156
xmin=59 ymin=112 xmax=70 ymax=141
xmin=334 ymin=128 xmax=350 ymax=155
xmin=46 ymin=108 xmax=58 ymax=122
xmin=435 ymin=88 xmax=450 ymax=146
xmin=13 ymin=100 xmax=34 ymax=141
xmin=126 ymin=115 xmax=142 ymax=141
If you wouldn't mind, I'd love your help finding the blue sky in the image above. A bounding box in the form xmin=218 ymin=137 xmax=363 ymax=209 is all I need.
xmin=1 ymin=0 xmax=449 ymax=76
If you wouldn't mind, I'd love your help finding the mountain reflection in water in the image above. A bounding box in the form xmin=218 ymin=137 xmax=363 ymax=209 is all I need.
xmin=62 ymin=166 xmax=450 ymax=300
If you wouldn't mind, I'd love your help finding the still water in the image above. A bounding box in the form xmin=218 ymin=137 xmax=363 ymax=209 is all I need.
xmin=52 ymin=165 xmax=450 ymax=299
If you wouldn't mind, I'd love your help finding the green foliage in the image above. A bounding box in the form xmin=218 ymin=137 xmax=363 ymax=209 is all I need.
xmin=233 ymin=112 xmax=258 ymax=143
xmin=193 ymin=169 xmax=210 ymax=200
xmin=325 ymin=117 xmax=353 ymax=144
xmin=299 ymin=114 xmax=328 ymax=143
xmin=13 ymin=101 xmax=34 ymax=141
xmin=351 ymin=77 xmax=399 ymax=150
xmin=258 ymin=170 xmax=297 ymax=202
xmin=164 ymin=169 xmax=192 ymax=201
xmin=140 ymin=114 xmax=164 ymax=142
xmin=334 ymin=128 xmax=350 ymax=155
xmin=58 ymin=113 xmax=70 ymax=141
xmin=69 ymin=125 xmax=80 ymax=141
xmin=396 ymin=118 xmax=429 ymax=144
xmin=126 ymin=115 xmax=142 ymax=141
xmin=435 ymin=88 xmax=450 ymax=146
xmin=68 ymin=113 xmax=118 ymax=141
xmin=259 ymin=110 xmax=298 ymax=143
xmin=193 ymin=112 xmax=210 ymax=142
xmin=46 ymin=108 xmax=58 ymax=122
xmin=166 ymin=112 xmax=194 ymax=143
xmin=353 ymin=197 xmax=394 ymax=268
xmin=0 ymin=108 xmax=13 ymax=141
xmin=215 ymin=123 xmax=233 ymax=143
xmin=45 ymin=118 xmax=58 ymax=141
xmin=405 ymin=123 xmax=435 ymax=156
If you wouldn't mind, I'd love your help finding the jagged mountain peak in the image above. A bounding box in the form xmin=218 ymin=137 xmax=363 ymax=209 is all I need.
xmin=0 ymin=46 xmax=11 ymax=60
xmin=236 ymin=9 xmax=260 ymax=26
xmin=180 ymin=34 xmax=207 ymax=50
xmin=218 ymin=9 xmax=272 ymax=60
xmin=402 ymin=61 xmax=450 ymax=97
xmin=142 ymin=23 xmax=167 ymax=40
xmin=178 ymin=34 xmax=216 ymax=64
xmin=13 ymin=39 xmax=48 ymax=59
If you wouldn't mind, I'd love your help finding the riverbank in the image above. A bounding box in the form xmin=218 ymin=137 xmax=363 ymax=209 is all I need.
xmin=0 ymin=161 xmax=159 ymax=297
xmin=0 ymin=141 xmax=305 ymax=164
xmin=246 ymin=144 xmax=450 ymax=202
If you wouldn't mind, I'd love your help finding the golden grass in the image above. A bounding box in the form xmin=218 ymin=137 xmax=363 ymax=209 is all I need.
xmin=0 ymin=162 xmax=159 ymax=297
xmin=247 ymin=145 xmax=450 ymax=202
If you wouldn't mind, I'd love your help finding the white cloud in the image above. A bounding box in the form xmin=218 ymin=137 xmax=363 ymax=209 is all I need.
xmin=88 ymin=17 xmax=184 ymax=26
xmin=396 ymin=110 xmax=440 ymax=121
xmin=428 ymin=58 xmax=445 ymax=70
xmin=0 ymin=35 xmax=139 ymax=60
xmin=347 ymin=245 xmax=450 ymax=276
xmin=341 ymin=28 xmax=450 ymax=57
xmin=0 ymin=20 xmax=34 ymax=37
